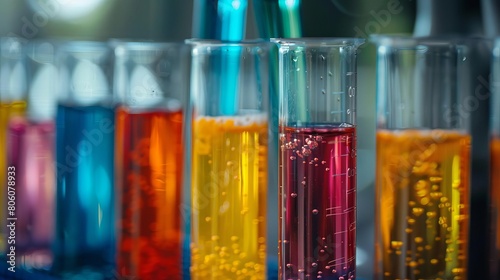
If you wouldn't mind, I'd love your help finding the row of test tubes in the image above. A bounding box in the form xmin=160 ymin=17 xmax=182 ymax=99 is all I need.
xmin=0 ymin=35 xmax=499 ymax=280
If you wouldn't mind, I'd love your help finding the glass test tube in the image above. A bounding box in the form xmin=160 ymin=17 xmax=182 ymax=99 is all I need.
xmin=274 ymin=38 xmax=363 ymax=280
xmin=490 ymin=38 xmax=500 ymax=280
xmin=372 ymin=36 xmax=471 ymax=280
xmin=6 ymin=41 xmax=58 ymax=271
xmin=53 ymin=42 xmax=116 ymax=279
xmin=188 ymin=40 xmax=270 ymax=280
xmin=0 ymin=38 xmax=27 ymax=254
xmin=114 ymin=42 xmax=189 ymax=279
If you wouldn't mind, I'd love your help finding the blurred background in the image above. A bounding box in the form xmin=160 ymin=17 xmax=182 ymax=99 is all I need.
xmin=0 ymin=0 xmax=495 ymax=279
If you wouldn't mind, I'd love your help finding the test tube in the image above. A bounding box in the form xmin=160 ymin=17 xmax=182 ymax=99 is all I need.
xmin=372 ymin=35 xmax=471 ymax=279
xmin=274 ymin=38 xmax=364 ymax=280
xmin=52 ymin=42 xmax=116 ymax=279
xmin=6 ymin=41 xmax=57 ymax=271
xmin=188 ymin=40 xmax=270 ymax=280
xmin=0 ymin=38 xmax=27 ymax=254
xmin=490 ymin=38 xmax=500 ymax=279
xmin=114 ymin=42 xmax=190 ymax=279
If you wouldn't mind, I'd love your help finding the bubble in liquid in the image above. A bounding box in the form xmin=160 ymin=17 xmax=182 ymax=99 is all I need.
xmin=205 ymin=217 xmax=211 ymax=222
xmin=325 ymin=168 xmax=330 ymax=172
xmin=302 ymin=147 xmax=312 ymax=157
xmin=287 ymin=263 xmax=292 ymax=268
xmin=312 ymin=209 xmax=319 ymax=215
xmin=321 ymin=89 xmax=326 ymax=94
xmin=291 ymin=193 xmax=298 ymax=198
xmin=312 ymin=262 xmax=318 ymax=267
xmin=315 ymin=136 xmax=323 ymax=141
xmin=321 ymin=160 xmax=326 ymax=164
xmin=290 ymin=156 xmax=296 ymax=160
xmin=320 ymin=55 xmax=325 ymax=60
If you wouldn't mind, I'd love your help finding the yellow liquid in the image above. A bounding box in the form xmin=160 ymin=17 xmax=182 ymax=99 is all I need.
xmin=191 ymin=116 xmax=268 ymax=280
xmin=0 ymin=100 xmax=26 ymax=252
xmin=375 ymin=130 xmax=470 ymax=280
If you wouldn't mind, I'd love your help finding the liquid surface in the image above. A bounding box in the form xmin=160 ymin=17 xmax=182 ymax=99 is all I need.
xmin=279 ymin=125 xmax=356 ymax=280
xmin=115 ymin=107 xmax=183 ymax=279
xmin=375 ymin=130 xmax=470 ymax=280
xmin=191 ymin=115 xmax=268 ymax=280
xmin=53 ymin=104 xmax=116 ymax=277
xmin=7 ymin=118 xmax=55 ymax=269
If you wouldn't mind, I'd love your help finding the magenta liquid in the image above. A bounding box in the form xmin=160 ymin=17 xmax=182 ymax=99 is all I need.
xmin=279 ymin=125 xmax=356 ymax=280
xmin=7 ymin=117 xmax=55 ymax=270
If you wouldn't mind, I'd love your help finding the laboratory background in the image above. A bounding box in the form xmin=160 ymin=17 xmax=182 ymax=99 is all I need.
xmin=0 ymin=0 xmax=498 ymax=279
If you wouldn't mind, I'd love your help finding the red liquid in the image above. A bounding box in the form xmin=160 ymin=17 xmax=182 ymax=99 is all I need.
xmin=115 ymin=107 xmax=183 ymax=279
xmin=279 ymin=125 xmax=356 ymax=280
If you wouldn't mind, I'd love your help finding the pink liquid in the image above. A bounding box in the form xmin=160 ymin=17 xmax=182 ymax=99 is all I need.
xmin=7 ymin=117 xmax=55 ymax=270
xmin=279 ymin=125 xmax=356 ymax=280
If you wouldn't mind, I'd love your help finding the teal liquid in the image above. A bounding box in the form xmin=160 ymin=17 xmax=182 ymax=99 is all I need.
xmin=53 ymin=104 xmax=116 ymax=279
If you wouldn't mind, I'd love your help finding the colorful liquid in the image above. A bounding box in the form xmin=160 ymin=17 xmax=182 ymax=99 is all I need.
xmin=375 ymin=130 xmax=470 ymax=280
xmin=115 ymin=107 xmax=183 ymax=279
xmin=491 ymin=137 xmax=500 ymax=273
xmin=53 ymin=104 xmax=116 ymax=278
xmin=7 ymin=117 xmax=55 ymax=269
xmin=0 ymin=101 xmax=26 ymax=252
xmin=279 ymin=125 xmax=356 ymax=280
xmin=191 ymin=115 xmax=268 ymax=280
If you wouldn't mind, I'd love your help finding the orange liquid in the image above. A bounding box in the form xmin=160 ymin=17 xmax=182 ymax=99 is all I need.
xmin=115 ymin=107 xmax=183 ymax=279
xmin=375 ymin=130 xmax=470 ymax=279
xmin=491 ymin=138 xmax=500 ymax=263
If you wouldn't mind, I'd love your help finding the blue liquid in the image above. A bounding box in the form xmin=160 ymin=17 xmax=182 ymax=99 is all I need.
xmin=53 ymin=105 xmax=115 ymax=279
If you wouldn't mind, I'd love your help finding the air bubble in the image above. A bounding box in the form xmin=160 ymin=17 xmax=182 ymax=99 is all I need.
xmin=312 ymin=209 xmax=319 ymax=215
xmin=312 ymin=262 xmax=318 ymax=267
xmin=290 ymin=156 xmax=296 ymax=160
xmin=291 ymin=193 xmax=297 ymax=198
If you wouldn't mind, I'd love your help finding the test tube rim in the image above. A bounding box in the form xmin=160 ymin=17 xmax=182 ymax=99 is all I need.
xmin=185 ymin=38 xmax=271 ymax=48
xmin=270 ymin=37 xmax=365 ymax=48
xmin=369 ymin=34 xmax=485 ymax=49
